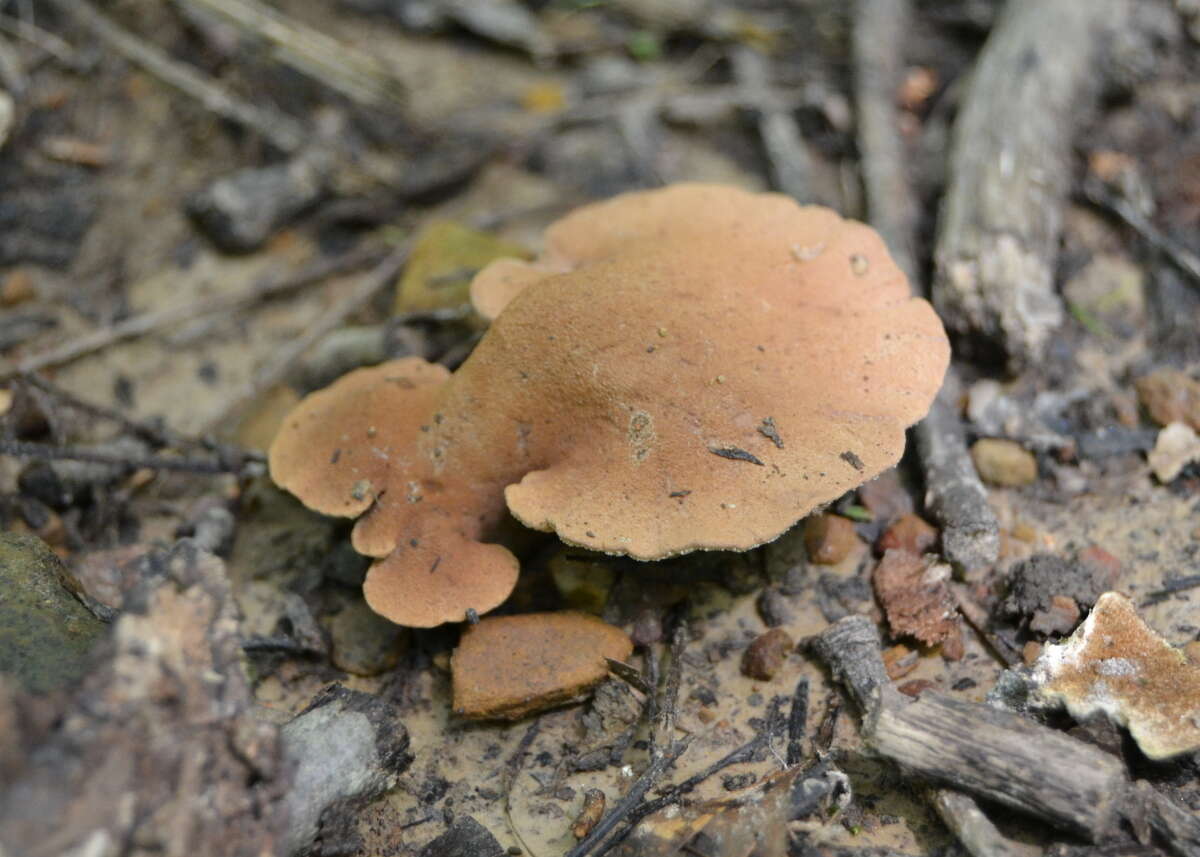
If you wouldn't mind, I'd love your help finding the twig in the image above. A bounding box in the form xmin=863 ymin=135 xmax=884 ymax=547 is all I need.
xmin=730 ymin=45 xmax=814 ymax=202
xmin=0 ymin=13 xmax=82 ymax=70
xmin=202 ymin=242 xmax=411 ymax=433
xmin=1080 ymin=177 xmax=1200 ymax=290
xmin=46 ymin=0 xmax=305 ymax=152
xmin=0 ymin=439 xmax=239 ymax=474
xmin=786 ymin=677 xmax=810 ymax=766
xmin=599 ymin=698 xmax=790 ymax=855
xmin=178 ymin=0 xmax=405 ymax=109
xmin=651 ymin=623 xmax=687 ymax=757
xmin=15 ymin=372 xmax=261 ymax=470
xmin=564 ymin=738 xmax=692 ymax=857
xmin=932 ymin=789 xmax=1042 ymax=857
xmin=502 ymin=719 xmax=543 ymax=857
xmin=1140 ymin=574 xmax=1200 ymax=607
xmin=2 ymin=246 xmax=384 ymax=381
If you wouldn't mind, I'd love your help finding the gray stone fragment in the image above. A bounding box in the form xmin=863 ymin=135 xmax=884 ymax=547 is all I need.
xmin=187 ymin=157 xmax=326 ymax=253
xmin=281 ymin=685 xmax=412 ymax=856
xmin=418 ymin=816 xmax=505 ymax=857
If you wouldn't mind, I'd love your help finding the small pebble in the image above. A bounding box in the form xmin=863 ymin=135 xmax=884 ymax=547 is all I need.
xmin=756 ymin=587 xmax=793 ymax=628
xmin=897 ymin=679 xmax=936 ymax=698
xmin=1029 ymin=594 xmax=1081 ymax=637
xmin=741 ymin=628 xmax=794 ymax=681
xmin=970 ymin=438 xmax=1038 ymax=487
xmin=803 ymin=514 xmax=860 ymax=565
xmin=877 ymin=514 xmax=938 ymax=555
xmin=882 ymin=643 xmax=919 ymax=680
xmin=1135 ymin=368 xmax=1200 ymax=431
xmin=722 ymin=772 xmax=758 ymax=791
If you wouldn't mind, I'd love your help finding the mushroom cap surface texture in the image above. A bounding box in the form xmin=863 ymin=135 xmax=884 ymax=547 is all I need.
xmin=270 ymin=184 xmax=950 ymax=627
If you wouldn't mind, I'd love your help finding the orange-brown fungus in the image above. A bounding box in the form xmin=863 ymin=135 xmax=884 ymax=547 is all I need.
xmin=1032 ymin=592 xmax=1200 ymax=760
xmin=451 ymin=612 xmax=632 ymax=720
xmin=270 ymin=184 xmax=950 ymax=627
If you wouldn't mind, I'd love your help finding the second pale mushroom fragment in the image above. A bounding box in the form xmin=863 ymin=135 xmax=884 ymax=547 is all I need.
xmin=270 ymin=184 xmax=950 ymax=627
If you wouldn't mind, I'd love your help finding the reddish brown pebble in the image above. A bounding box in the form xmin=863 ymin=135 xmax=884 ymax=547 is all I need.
xmin=897 ymin=679 xmax=936 ymax=698
xmin=877 ymin=514 xmax=938 ymax=555
xmin=741 ymin=628 xmax=794 ymax=681
xmin=1077 ymin=545 xmax=1121 ymax=590
xmin=882 ymin=643 xmax=919 ymax=680
xmin=1029 ymin=594 xmax=1081 ymax=636
xmin=1135 ymin=368 xmax=1200 ymax=431
xmin=1022 ymin=641 xmax=1043 ymax=665
xmin=571 ymin=788 xmax=606 ymax=839
xmin=803 ymin=514 xmax=860 ymax=565
xmin=0 ymin=270 xmax=34 ymax=307
xmin=940 ymin=630 xmax=965 ymax=661
xmin=452 ymin=612 xmax=632 ymax=720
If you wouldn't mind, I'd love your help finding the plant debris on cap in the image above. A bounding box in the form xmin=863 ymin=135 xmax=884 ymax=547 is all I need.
xmin=270 ymin=184 xmax=949 ymax=627
xmin=1030 ymin=592 xmax=1200 ymax=760
xmin=450 ymin=612 xmax=632 ymax=720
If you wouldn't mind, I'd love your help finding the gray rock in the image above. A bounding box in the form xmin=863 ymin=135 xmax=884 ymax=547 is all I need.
xmin=0 ymin=531 xmax=106 ymax=693
xmin=419 ymin=816 xmax=505 ymax=857
xmin=187 ymin=157 xmax=326 ymax=253
xmin=281 ymin=685 xmax=412 ymax=856
xmin=327 ymin=595 xmax=409 ymax=676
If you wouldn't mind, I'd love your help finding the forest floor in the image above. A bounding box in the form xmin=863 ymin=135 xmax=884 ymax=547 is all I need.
xmin=1 ymin=1 xmax=1199 ymax=856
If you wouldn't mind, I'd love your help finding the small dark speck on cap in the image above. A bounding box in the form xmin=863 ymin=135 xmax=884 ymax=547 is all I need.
xmin=840 ymin=451 xmax=864 ymax=471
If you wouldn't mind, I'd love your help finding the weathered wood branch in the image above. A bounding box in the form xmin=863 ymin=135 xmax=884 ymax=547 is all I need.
xmin=852 ymin=0 xmax=1000 ymax=574
xmin=813 ymin=616 xmax=1128 ymax=840
xmin=932 ymin=0 xmax=1131 ymax=367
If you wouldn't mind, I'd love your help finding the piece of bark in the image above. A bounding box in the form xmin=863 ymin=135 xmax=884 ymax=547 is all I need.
xmin=932 ymin=0 xmax=1130 ymax=367
xmin=809 ymin=615 xmax=893 ymax=718
xmin=914 ymin=371 xmax=1000 ymax=573
xmin=0 ymin=540 xmax=288 ymax=857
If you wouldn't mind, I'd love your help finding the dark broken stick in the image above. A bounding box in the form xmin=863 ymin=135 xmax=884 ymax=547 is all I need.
xmin=2 ymin=246 xmax=384 ymax=381
xmin=0 ymin=439 xmax=241 ymax=474
xmin=851 ymin=0 xmax=998 ymax=574
xmin=1081 ymin=177 xmax=1200 ymax=290
xmin=932 ymin=0 xmax=1132 ymax=367
xmin=46 ymin=0 xmax=304 ymax=153
xmin=564 ymin=738 xmax=692 ymax=857
xmin=913 ymin=373 xmax=1000 ymax=574
xmin=813 ymin=616 xmax=1128 ymax=840
xmin=730 ymin=45 xmax=816 ymax=203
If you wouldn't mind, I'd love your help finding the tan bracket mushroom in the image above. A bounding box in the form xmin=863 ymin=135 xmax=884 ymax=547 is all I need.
xmin=270 ymin=184 xmax=950 ymax=627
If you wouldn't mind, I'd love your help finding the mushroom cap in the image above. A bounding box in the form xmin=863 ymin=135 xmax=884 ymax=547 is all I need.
xmin=268 ymin=357 xmax=519 ymax=627
xmin=472 ymin=184 xmax=950 ymax=559
xmin=269 ymin=184 xmax=950 ymax=627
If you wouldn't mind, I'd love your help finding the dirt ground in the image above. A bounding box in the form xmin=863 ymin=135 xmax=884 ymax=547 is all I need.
xmin=1 ymin=1 xmax=1199 ymax=856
